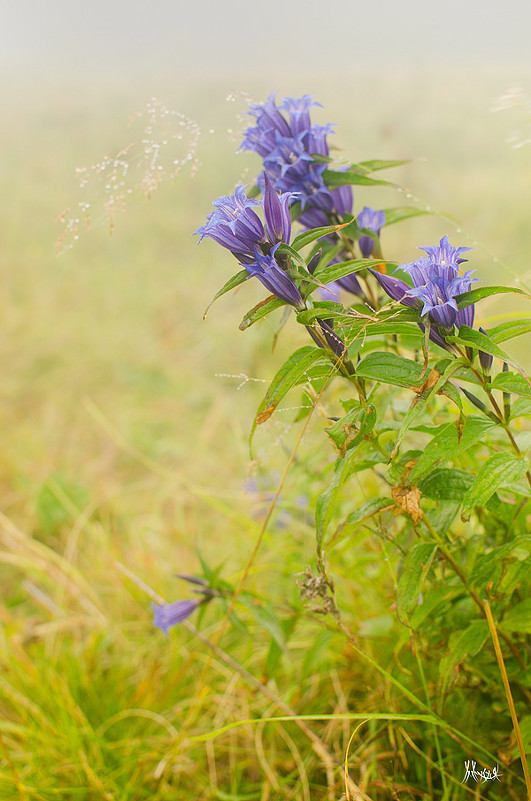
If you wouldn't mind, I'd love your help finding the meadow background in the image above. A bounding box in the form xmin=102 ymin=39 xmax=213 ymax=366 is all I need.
xmin=1 ymin=1 xmax=531 ymax=798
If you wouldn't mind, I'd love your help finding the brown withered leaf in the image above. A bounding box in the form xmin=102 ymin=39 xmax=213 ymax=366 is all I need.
xmin=256 ymin=403 xmax=276 ymax=424
xmin=410 ymin=367 xmax=441 ymax=397
xmin=391 ymin=485 xmax=423 ymax=524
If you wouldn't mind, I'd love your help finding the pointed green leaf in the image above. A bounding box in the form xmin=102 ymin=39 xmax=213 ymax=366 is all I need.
xmin=322 ymin=168 xmax=392 ymax=188
xmin=296 ymin=301 xmax=349 ymax=326
xmin=251 ymin=346 xmax=331 ymax=444
xmin=500 ymin=599 xmax=531 ymax=634
xmin=488 ymin=371 xmax=531 ymax=399
xmin=239 ymin=296 xmax=286 ymax=330
xmin=355 ymin=352 xmax=424 ymax=388
xmin=381 ymin=207 xmax=431 ymax=226
xmin=203 ymin=269 xmax=250 ymax=318
xmin=461 ymin=453 xmax=527 ymax=520
xmin=397 ymin=542 xmax=438 ymax=618
xmin=316 ymin=445 xmax=366 ymax=553
xmin=447 ymin=325 xmax=519 ymax=366
xmin=290 ymin=220 xmax=356 ymax=251
xmin=485 ymin=319 xmax=531 ymax=344
xmin=418 ymin=468 xmax=474 ymax=501
xmin=390 ymin=358 xmax=466 ymax=458
xmin=357 ymin=159 xmax=410 ymax=172
xmin=408 ymin=416 xmax=497 ymax=484
xmin=312 ymin=258 xmax=397 ymax=287
xmin=409 ymin=587 xmax=450 ymax=630
xmin=472 ymin=536 xmax=531 ymax=594
xmin=337 ymin=497 xmax=393 ymax=533
xmin=325 ymin=404 xmax=376 ymax=454
xmin=301 ymin=631 xmax=335 ymax=680
xmin=275 ymin=242 xmax=308 ymax=271
xmin=454 ymin=285 xmax=530 ymax=310
xmin=438 ymin=621 xmax=490 ymax=701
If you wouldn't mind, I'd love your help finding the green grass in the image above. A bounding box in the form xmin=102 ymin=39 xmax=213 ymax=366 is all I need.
xmin=1 ymin=70 xmax=530 ymax=799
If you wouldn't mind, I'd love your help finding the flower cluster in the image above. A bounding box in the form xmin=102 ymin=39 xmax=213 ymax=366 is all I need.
xmin=195 ymin=177 xmax=303 ymax=307
xmin=371 ymin=235 xmax=477 ymax=340
xmin=240 ymin=93 xmax=353 ymax=224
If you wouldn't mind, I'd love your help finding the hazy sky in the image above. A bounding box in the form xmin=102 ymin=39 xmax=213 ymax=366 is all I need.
xmin=2 ymin=0 xmax=531 ymax=79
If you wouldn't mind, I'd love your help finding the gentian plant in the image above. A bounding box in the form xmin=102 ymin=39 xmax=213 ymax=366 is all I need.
xmin=169 ymin=93 xmax=531 ymax=799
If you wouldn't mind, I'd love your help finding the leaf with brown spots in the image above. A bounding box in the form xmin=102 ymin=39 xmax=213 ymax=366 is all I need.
xmin=391 ymin=485 xmax=423 ymax=524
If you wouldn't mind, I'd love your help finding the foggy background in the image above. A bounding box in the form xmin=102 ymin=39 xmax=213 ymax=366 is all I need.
xmin=2 ymin=0 xmax=531 ymax=82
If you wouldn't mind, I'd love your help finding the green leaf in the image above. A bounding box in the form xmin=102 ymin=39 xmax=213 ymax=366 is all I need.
xmin=461 ymin=453 xmax=528 ymax=520
xmin=454 ymin=285 xmax=530 ymax=310
xmin=355 ymin=352 xmax=424 ymax=388
xmin=488 ymin=371 xmax=531 ymax=399
xmin=275 ymin=242 xmax=309 ymax=272
xmin=409 ymin=587 xmax=450 ymax=630
xmin=203 ymin=269 xmax=250 ymax=318
xmin=296 ymin=301 xmax=349 ymax=325
xmin=418 ymin=468 xmax=474 ymax=501
xmin=472 ymin=536 xmax=531 ymax=595
xmin=325 ymin=404 xmax=376 ymax=455
xmin=312 ymin=258 xmax=397 ymax=286
xmin=408 ymin=416 xmax=497 ymax=485
xmin=316 ymin=447 xmax=364 ymax=554
xmin=438 ymin=621 xmax=490 ymax=701
xmin=381 ymin=207 xmax=430 ymax=226
xmin=251 ymin=346 xmax=331 ymax=441
xmin=338 ymin=497 xmax=392 ymax=531
xmin=290 ymin=220 xmax=356 ymax=251
xmin=485 ymin=318 xmax=531 ymax=344
xmin=500 ymin=599 xmax=531 ymax=634
xmin=447 ymin=325 xmax=518 ymax=365
xmin=390 ymin=358 xmax=466 ymax=458
xmin=511 ymin=397 xmax=531 ymax=418
xmin=239 ymin=296 xmax=286 ymax=331
xmin=357 ymin=158 xmax=410 ymax=172
xmin=322 ymin=168 xmax=392 ymax=188
xmin=397 ymin=542 xmax=438 ymax=619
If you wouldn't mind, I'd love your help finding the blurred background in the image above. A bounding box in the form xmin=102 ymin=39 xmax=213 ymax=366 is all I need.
xmin=1 ymin=0 xmax=531 ymax=515
xmin=0 ymin=1 xmax=531 ymax=795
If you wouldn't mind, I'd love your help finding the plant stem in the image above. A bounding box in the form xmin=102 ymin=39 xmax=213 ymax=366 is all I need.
xmin=483 ymin=600 xmax=531 ymax=799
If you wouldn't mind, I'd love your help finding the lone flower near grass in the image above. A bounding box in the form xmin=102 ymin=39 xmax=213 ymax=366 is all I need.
xmin=153 ymin=575 xmax=216 ymax=636
xmin=195 ymin=175 xmax=304 ymax=307
xmin=153 ymin=599 xmax=201 ymax=635
xmin=370 ymin=235 xmax=477 ymax=335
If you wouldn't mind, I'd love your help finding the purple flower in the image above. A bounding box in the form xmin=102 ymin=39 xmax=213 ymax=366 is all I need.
xmin=369 ymin=235 xmax=478 ymax=341
xmin=195 ymin=181 xmax=303 ymax=307
xmin=194 ymin=185 xmax=265 ymax=262
xmin=153 ymin=575 xmax=216 ymax=636
xmin=240 ymin=93 xmax=338 ymax=215
xmin=357 ymin=207 xmax=386 ymax=258
xmin=263 ymin=173 xmax=292 ymax=244
xmin=418 ymin=234 xmax=471 ymax=266
xmin=152 ymin=599 xmax=200 ymax=635
xmin=248 ymin=245 xmax=303 ymax=307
